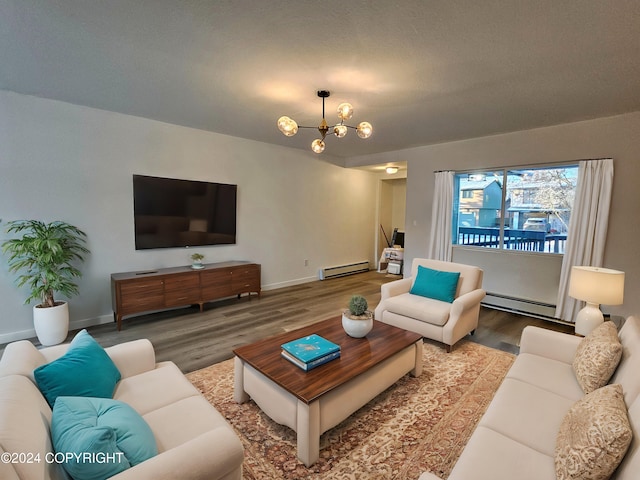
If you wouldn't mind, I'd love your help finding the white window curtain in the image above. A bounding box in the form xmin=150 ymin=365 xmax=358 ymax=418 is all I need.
xmin=555 ymin=159 xmax=614 ymax=322
xmin=427 ymin=171 xmax=454 ymax=261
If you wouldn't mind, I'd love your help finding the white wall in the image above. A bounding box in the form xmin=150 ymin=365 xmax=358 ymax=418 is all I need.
xmin=377 ymin=180 xmax=393 ymax=258
xmin=390 ymin=178 xmax=406 ymax=233
xmin=349 ymin=112 xmax=640 ymax=318
xmin=0 ymin=91 xmax=379 ymax=342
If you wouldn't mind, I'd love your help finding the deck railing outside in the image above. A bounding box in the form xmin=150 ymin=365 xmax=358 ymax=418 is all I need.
xmin=457 ymin=227 xmax=567 ymax=253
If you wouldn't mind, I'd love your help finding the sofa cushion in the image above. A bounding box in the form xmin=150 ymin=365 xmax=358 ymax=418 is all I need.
xmin=479 ymin=377 xmax=576 ymax=457
xmin=142 ymin=395 xmax=232 ymax=451
xmin=505 ymin=353 xmax=584 ymax=401
xmin=555 ymin=384 xmax=632 ymax=480
xmin=383 ymin=293 xmax=451 ymax=326
xmin=51 ymin=396 xmax=158 ymax=480
xmin=447 ymin=425 xmax=556 ymax=480
xmin=573 ymin=321 xmax=622 ymax=394
xmin=113 ymin=361 xmax=199 ymax=415
xmin=410 ymin=266 xmax=460 ymax=303
xmin=34 ymin=329 xmax=121 ymax=407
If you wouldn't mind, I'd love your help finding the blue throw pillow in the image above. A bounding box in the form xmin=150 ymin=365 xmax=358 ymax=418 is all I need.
xmin=51 ymin=396 xmax=158 ymax=480
xmin=34 ymin=329 xmax=121 ymax=408
xmin=410 ymin=265 xmax=461 ymax=303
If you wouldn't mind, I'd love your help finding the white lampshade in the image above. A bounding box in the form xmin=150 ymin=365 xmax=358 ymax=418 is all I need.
xmin=569 ymin=266 xmax=625 ymax=305
xmin=569 ymin=266 xmax=624 ymax=336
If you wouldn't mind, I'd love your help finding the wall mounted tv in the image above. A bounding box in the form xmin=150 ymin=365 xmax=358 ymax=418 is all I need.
xmin=133 ymin=174 xmax=237 ymax=250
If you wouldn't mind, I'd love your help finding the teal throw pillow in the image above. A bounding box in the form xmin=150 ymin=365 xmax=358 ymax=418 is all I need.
xmin=34 ymin=329 xmax=121 ymax=408
xmin=410 ymin=265 xmax=461 ymax=303
xmin=51 ymin=396 xmax=158 ymax=480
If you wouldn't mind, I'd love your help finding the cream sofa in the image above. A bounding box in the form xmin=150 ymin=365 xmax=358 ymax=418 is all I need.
xmin=0 ymin=337 xmax=244 ymax=480
xmin=420 ymin=316 xmax=640 ymax=480
xmin=374 ymin=258 xmax=485 ymax=351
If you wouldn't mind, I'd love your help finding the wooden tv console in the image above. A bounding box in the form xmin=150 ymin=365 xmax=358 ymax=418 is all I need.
xmin=111 ymin=261 xmax=261 ymax=330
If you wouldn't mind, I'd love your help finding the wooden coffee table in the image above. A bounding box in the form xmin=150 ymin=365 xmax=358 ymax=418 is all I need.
xmin=233 ymin=316 xmax=423 ymax=466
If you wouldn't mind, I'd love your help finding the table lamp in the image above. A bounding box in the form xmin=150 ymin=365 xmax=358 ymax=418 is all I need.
xmin=569 ymin=266 xmax=625 ymax=336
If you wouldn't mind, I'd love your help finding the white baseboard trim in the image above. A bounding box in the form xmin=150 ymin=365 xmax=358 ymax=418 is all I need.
xmin=262 ymin=275 xmax=317 ymax=291
xmin=0 ymin=314 xmax=115 ymax=345
xmin=70 ymin=314 xmax=115 ymax=330
xmin=0 ymin=327 xmax=37 ymax=345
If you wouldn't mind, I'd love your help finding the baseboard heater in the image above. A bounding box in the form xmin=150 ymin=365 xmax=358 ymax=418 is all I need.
xmin=482 ymin=292 xmax=562 ymax=322
xmin=319 ymin=261 xmax=369 ymax=280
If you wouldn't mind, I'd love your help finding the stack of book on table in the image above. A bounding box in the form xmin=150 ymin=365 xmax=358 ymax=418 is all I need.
xmin=281 ymin=334 xmax=341 ymax=371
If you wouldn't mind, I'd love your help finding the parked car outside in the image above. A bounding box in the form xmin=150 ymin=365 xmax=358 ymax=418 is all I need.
xmin=523 ymin=218 xmax=550 ymax=232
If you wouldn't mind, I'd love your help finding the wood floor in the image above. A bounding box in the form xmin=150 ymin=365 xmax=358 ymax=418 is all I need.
xmin=1 ymin=271 xmax=574 ymax=373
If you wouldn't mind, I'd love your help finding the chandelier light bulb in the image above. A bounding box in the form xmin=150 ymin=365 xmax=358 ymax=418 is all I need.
xmin=277 ymin=116 xmax=298 ymax=137
xmin=337 ymin=102 xmax=354 ymax=120
xmin=356 ymin=121 xmax=373 ymax=139
xmin=333 ymin=124 xmax=348 ymax=138
xmin=311 ymin=139 xmax=325 ymax=153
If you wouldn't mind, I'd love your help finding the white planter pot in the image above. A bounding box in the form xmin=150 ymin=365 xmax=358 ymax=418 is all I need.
xmin=33 ymin=302 xmax=69 ymax=346
xmin=342 ymin=312 xmax=374 ymax=338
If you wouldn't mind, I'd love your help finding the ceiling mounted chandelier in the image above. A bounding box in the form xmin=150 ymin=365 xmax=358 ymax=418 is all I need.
xmin=277 ymin=90 xmax=373 ymax=154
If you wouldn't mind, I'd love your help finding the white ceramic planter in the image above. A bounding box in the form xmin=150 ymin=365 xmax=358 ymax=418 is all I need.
xmin=341 ymin=312 xmax=374 ymax=338
xmin=33 ymin=302 xmax=69 ymax=346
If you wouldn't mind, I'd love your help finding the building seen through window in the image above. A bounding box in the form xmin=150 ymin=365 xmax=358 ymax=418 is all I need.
xmin=452 ymin=166 xmax=578 ymax=254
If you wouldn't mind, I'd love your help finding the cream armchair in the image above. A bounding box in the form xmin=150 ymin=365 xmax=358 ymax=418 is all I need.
xmin=374 ymin=258 xmax=485 ymax=352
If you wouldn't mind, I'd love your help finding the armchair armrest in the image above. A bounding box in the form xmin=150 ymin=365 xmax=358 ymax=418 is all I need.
xmin=106 ymin=339 xmax=157 ymax=379
xmin=380 ymin=277 xmax=413 ymax=300
xmin=442 ymin=289 xmax=485 ymax=347
xmin=111 ymin=428 xmax=243 ymax=480
xmin=519 ymin=326 xmax=581 ymax=364
xmin=450 ymin=289 xmax=486 ymax=318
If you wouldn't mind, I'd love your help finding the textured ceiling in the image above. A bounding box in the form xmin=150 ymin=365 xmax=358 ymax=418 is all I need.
xmin=2 ymin=0 xmax=640 ymax=158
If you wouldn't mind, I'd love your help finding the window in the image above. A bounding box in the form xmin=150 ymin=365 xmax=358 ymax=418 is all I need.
xmin=452 ymin=165 xmax=578 ymax=254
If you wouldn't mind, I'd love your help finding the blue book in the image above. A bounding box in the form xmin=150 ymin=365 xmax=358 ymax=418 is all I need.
xmin=281 ymin=334 xmax=340 ymax=363
xmin=281 ymin=349 xmax=341 ymax=371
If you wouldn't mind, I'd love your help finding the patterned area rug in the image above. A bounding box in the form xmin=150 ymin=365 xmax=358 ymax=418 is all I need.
xmin=187 ymin=340 xmax=515 ymax=480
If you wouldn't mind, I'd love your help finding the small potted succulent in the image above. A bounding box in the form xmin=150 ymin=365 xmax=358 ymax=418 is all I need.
xmin=190 ymin=252 xmax=205 ymax=269
xmin=342 ymin=294 xmax=374 ymax=338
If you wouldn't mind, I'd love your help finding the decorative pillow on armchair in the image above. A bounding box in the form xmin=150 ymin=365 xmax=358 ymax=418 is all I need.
xmin=573 ymin=321 xmax=622 ymax=394
xmin=410 ymin=266 xmax=460 ymax=303
xmin=34 ymin=329 xmax=121 ymax=407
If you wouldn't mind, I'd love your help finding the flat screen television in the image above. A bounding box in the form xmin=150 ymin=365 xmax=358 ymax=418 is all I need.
xmin=133 ymin=174 xmax=237 ymax=250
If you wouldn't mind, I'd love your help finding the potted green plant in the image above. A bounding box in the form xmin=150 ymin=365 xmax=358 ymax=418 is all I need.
xmin=190 ymin=252 xmax=205 ymax=269
xmin=2 ymin=220 xmax=90 ymax=346
xmin=342 ymin=294 xmax=374 ymax=338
